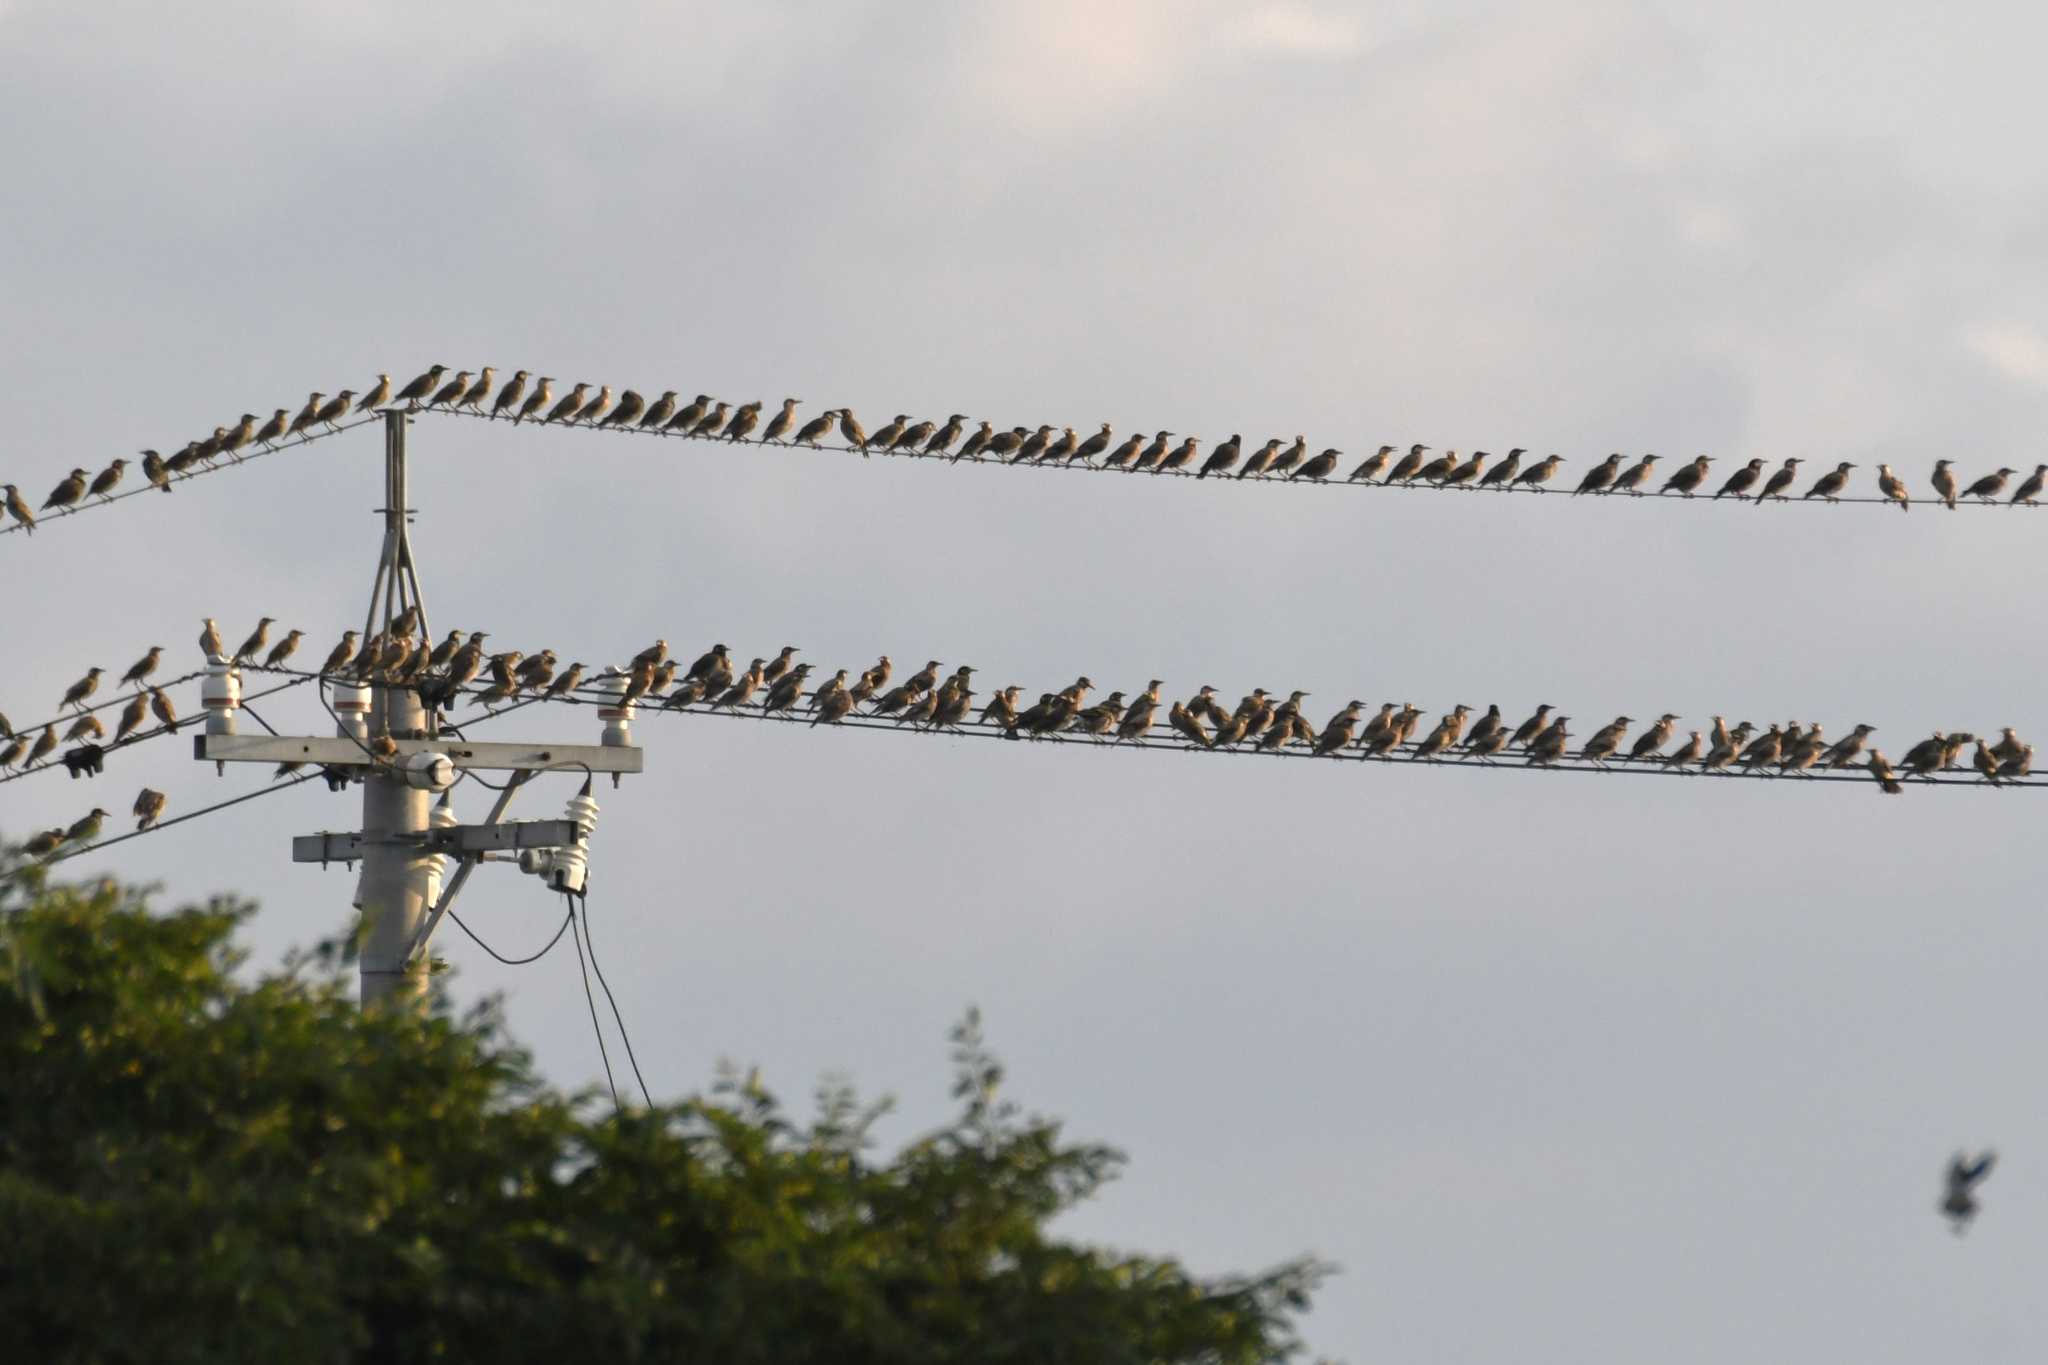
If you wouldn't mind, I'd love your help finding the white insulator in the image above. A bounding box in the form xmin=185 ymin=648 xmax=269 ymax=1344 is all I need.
xmin=201 ymin=660 xmax=241 ymax=736
xmin=548 ymin=781 xmax=600 ymax=893
xmin=595 ymin=666 xmax=634 ymax=748
xmin=424 ymin=792 xmax=460 ymax=889
xmin=331 ymin=681 xmax=372 ymax=741
xmin=400 ymin=750 xmax=456 ymax=792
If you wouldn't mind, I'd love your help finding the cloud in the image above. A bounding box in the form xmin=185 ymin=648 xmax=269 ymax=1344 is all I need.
xmin=1222 ymin=1 xmax=1369 ymax=58
xmin=1962 ymin=322 xmax=2048 ymax=388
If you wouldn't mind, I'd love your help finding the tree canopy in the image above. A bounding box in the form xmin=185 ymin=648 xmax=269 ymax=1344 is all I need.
xmin=0 ymin=861 xmax=1328 ymax=1363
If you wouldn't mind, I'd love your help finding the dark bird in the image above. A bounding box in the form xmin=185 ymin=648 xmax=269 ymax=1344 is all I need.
xmin=232 ymin=618 xmax=275 ymax=667
xmin=425 ymin=371 xmax=471 ymax=410
xmin=793 ymin=408 xmax=839 ymax=447
xmin=1715 ymin=458 xmax=1764 ymax=498
xmin=1012 ymin=424 xmax=1054 ymax=464
xmin=357 ymin=374 xmax=393 ymax=412
xmin=120 ymin=646 xmax=163 ymax=689
xmin=252 ymin=408 xmax=291 ymax=447
xmin=1941 ymin=1152 xmax=1997 ymax=1233
xmin=838 ymin=408 xmax=869 ymax=452
xmin=1579 ymin=716 xmax=1631 ymax=764
xmin=1117 ymin=682 xmax=1164 ymax=742
xmin=60 ymin=667 xmax=103 ymax=712
xmin=1133 ymin=431 xmax=1172 ymax=471
xmin=1412 ymin=705 xmax=1472 ymax=759
xmin=1629 ymin=713 xmax=1680 ymax=760
xmin=544 ymin=662 xmax=586 ymax=700
xmin=512 ymin=377 xmax=553 ymax=424
xmin=1757 ymin=457 xmax=1803 ymax=501
xmin=2011 ymin=463 xmax=2047 ymax=506
xmin=133 ymin=788 xmax=165 ymax=831
xmin=42 ymin=469 xmax=89 ymax=511
xmin=1899 ymin=732 xmax=1946 ymax=777
xmin=140 ymin=450 xmax=171 ymax=493
xmin=1237 ymin=438 xmax=1283 ymax=479
xmin=1660 ymin=455 xmax=1711 ymax=496
xmin=600 ymin=388 xmax=646 ymax=427
xmin=763 ymin=663 xmax=813 ymax=715
xmin=1198 ymin=435 xmax=1242 ymax=478
xmin=64 ymin=808 xmax=112 ymax=846
xmin=1931 ymin=458 xmax=1957 ymax=509
xmin=87 ymin=460 xmax=127 ymax=501
xmin=1515 ymin=454 xmax=1563 ymax=490
xmin=394 ymin=365 xmax=447 ymax=407
xmin=1877 ymin=463 xmax=1910 ymax=512
xmin=1479 ymin=449 xmax=1525 ymax=488
xmin=1661 ymin=731 xmax=1703 ymax=767
xmin=1867 ymin=750 xmax=1903 ymax=794
xmin=114 ymin=693 xmax=148 ymax=743
xmin=666 ymin=395 xmax=711 ymax=432
xmin=954 ymin=421 xmax=996 ymax=462
xmin=869 ymin=414 xmax=910 ymax=451
xmin=1348 ymin=445 xmax=1394 ymax=482
xmin=29 ymin=725 xmax=59 ymax=766
xmin=689 ymin=400 xmax=731 ymax=437
xmin=890 ymin=418 xmax=935 ymax=454
xmin=543 ymin=383 xmax=590 ymax=424
xmin=1574 ymin=454 xmax=1622 ymax=495
xmin=492 ymin=371 xmax=531 ymax=419
xmin=631 ymin=388 xmax=676 ymax=430
xmin=1508 ymin=704 xmax=1554 ymax=749
xmin=1414 ymin=449 xmax=1456 ymax=484
xmin=1802 ymin=461 xmax=1855 ymax=502
xmin=982 ymin=426 xmax=1025 ymax=461
xmin=263 ymin=629 xmax=304 ymax=670
xmin=1526 ymin=717 xmax=1570 ymax=765
xmin=723 ymin=401 xmax=763 ymax=442
xmin=978 ymin=685 xmax=1021 ymax=731
xmin=318 ymin=631 xmax=359 ymax=676
xmin=0 ymin=735 xmax=25 ymax=770
xmin=574 ymin=384 xmax=614 ymax=425
xmin=812 ymin=686 xmax=855 ymax=726
xmin=1611 ymin=454 xmax=1658 ymax=494
xmin=1271 ymin=436 xmax=1307 ymax=478
xmin=1293 ymin=447 xmax=1340 ymax=481
xmin=1161 ymin=436 xmax=1200 ymax=471
xmin=684 ymin=643 xmax=730 ymax=683
xmin=1314 ymin=701 xmax=1365 ymax=754
xmin=1964 ymin=466 xmax=2016 ymax=502
xmin=219 ymin=413 xmax=259 ymax=456
xmin=923 ymin=413 xmax=969 ymax=456
xmin=762 ymin=397 xmax=803 ymax=444
xmin=1443 ymin=451 xmax=1487 ymax=487
xmin=1073 ymin=422 xmax=1113 ymax=464
xmin=761 ymin=646 xmax=799 ymax=685
xmin=314 ymin=392 xmax=356 ymax=428
xmin=1386 ymin=444 xmax=1430 ymax=483
xmin=1033 ymin=424 xmax=1075 ymax=464
xmin=1461 ymin=704 xmax=1504 ymax=752
xmin=1821 ymin=724 xmax=1875 ymax=769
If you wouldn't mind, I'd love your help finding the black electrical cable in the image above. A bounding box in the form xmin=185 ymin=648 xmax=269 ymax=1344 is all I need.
xmin=569 ymin=905 xmax=622 ymax=1110
xmin=445 ymin=905 xmax=573 ymax=966
xmin=575 ymin=888 xmax=652 ymax=1107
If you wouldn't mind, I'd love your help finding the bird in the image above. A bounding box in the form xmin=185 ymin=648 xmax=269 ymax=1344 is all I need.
xmin=394 ymin=365 xmax=447 ymax=407
xmin=481 ymin=371 xmax=528 ymax=419
xmin=711 ymin=661 xmax=765 ymax=711
xmin=1802 ymin=461 xmax=1855 ymax=502
xmin=1237 ymin=438 xmax=1282 ymax=478
xmin=218 ymin=414 xmax=259 ymax=457
xmin=723 ymin=402 xmax=762 ymax=442
xmin=1313 ymin=701 xmax=1364 ymax=754
xmin=838 ymin=409 xmax=869 ymax=452
xmin=63 ymin=713 xmax=105 ymax=744
xmin=1198 ymin=435 xmax=1242 ymax=478
xmin=357 ymin=374 xmax=393 ymax=412
xmin=1866 ymin=750 xmax=1903 ymax=794
xmin=199 ymin=617 xmax=224 ymax=661
xmin=1508 ymin=704 xmax=1554 ymax=749
xmin=1931 ymin=459 xmax=1958 ymax=509
xmin=140 ymin=451 xmax=171 ymax=493
xmin=1443 ymin=451 xmax=1487 ymax=487
xmin=762 ymin=397 xmax=803 ymax=444
xmin=1579 ymin=716 xmax=1632 ymax=764
xmin=1526 ymin=717 xmax=1570 ymax=765
xmin=1662 ymin=731 xmax=1703 ymax=767
xmin=600 ymin=388 xmax=646 ymax=428
xmin=574 ymin=384 xmax=614 ymax=425
xmin=763 ymin=663 xmax=813 ymax=714
xmin=1414 ymin=449 xmax=1456 ymax=484
xmin=232 ymin=618 xmax=275 ymax=667
xmin=133 ymin=788 xmax=165 ymax=831
xmin=1574 ymin=454 xmax=1623 ymax=495
xmin=1269 ymin=436 xmax=1308 ymax=478
xmin=1822 ymin=724 xmax=1876 ymax=769
xmin=1990 ymin=726 xmax=2027 ymax=768
xmin=1161 ymin=436 xmax=1200 ymax=471
xmin=26 ymin=724 xmax=58 ymax=766
xmin=1412 ymin=705 xmax=1472 ymax=759
xmin=1073 ymin=422 xmax=1114 ymax=465
xmin=2 ymin=484 xmax=35 ymax=532
xmin=317 ymin=631 xmax=359 ymax=677
xmin=1611 ymin=455 xmax=1658 ymax=494
xmin=761 ymin=646 xmax=800 ymax=686
xmin=263 ymin=629 xmax=304 ymax=670
xmin=1479 ymin=449 xmax=1525 ymax=488
xmin=1737 ymin=724 xmax=1784 ymax=771
xmin=1899 ymin=732 xmax=1946 ymax=777
xmin=684 ymin=644 xmax=730 ymax=683
xmin=1971 ymin=739 xmax=2003 ymax=783
xmin=539 ymin=383 xmax=587 ymax=425
xmin=1999 ymin=744 xmax=2034 ymax=781
xmin=1629 ymin=713 xmax=1679 ymax=760
xmin=114 ymin=693 xmax=149 ymax=743
xmin=663 ymin=395 xmax=709 ymax=433
xmin=1964 ymin=466 xmax=2016 ymax=502
xmin=1386 ymin=445 xmax=1430 ymax=483
xmin=954 ymin=421 xmax=996 ymax=462
xmin=1012 ymin=424 xmax=1054 ymax=464
xmin=1757 ymin=457 xmax=1803 ymax=501
xmin=116 ymin=647 xmax=163 ymax=693
xmin=870 ymin=414 xmax=910 ymax=452
xmin=684 ymin=400 xmax=728 ymax=437
xmin=1715 ymin=458 xmax=1764 ymax=498
xmin=1348 ymin=445 xmax=1394 ymax=482
xmin=890 ymin=418 xmax=937 ymax=455
xmin=60 ymin=667 xmax=103 ymax=713
xmin=1941 ymin=1152 xmax=1997 ymax=1233
xmin=1103 ymin=431 xmax=1145 ymax=469
xmin=1461 ymin=704 xmax=1504 ymax=752
xmin=2011 ymin=464 xmax=2047 ymax=506
xmin=42 ymin=469 xmax=89 ymax=511
xmin=1117 ymin=683 xmax=1164 ymax=742
xmin=1660 ymin=455 xmax=1711 ymax=496
xmin=63 ymin=808 xmax=111 ymax=846
xmin=314 ymin=392 xmax=356 ymax=428
xmin=1877 ymin=463 xmax=1910 ymax=511
xmin=543 ymin=662 xmax=586 ymax=700
xmin=0 ymin=735 xmax=25 ymax=770
xmin=288 ymin=392 xmax=327 ymax=436
xmin=424 ymin=370 xmax=471 ymax=409
xmin=1293 ymin=447 xmax=1340 ymax=481
xmin=1514 ymin=455 xmax=1564 ymax=490
xmin=793 ymin=408 xmax=839 ymax=447
xmin=505 ymin=376 xmax=552 ymax=424
xmin=1133 ymin=431 xmax=1172 ymax=471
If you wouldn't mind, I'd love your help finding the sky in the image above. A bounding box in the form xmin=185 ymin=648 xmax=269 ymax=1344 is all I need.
xmin=4 ymin=1 xmax=2046 ymax=1358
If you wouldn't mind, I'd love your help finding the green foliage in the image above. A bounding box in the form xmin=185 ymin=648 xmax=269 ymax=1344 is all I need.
xmin=0 ymin=858 xmax=1327 ymax=1364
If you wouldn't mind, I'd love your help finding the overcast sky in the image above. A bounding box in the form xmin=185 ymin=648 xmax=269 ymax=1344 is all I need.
xmin=6 ymin=1 xmax=2047 ymax=1358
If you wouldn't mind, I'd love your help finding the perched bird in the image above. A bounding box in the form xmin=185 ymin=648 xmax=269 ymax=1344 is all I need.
xmin=601 ymin=388 xmax=646 ymax=428
xmin=761 ymin=646 xmax=800 ymax=685
xmin=1167 ymin=700 xmax=1211 ymax=747
xmin=544 ymin=662 xmax=586 ymax=700
xmin=542 ymin=383 xmax=590 ymax=424
xmin=1757 ymin=457 xmax=1803 ymax=501
xmin=2011 ymin=463 xmax=2047 ymax=506
xmin=120 ymin=645 xmax=163 ymax=689
xmin=140 ymin=450 xmax=171 ymax=493
xmin=1313 ymin=701 xmax=1364 ymax=754
xmin=1715 ymin=458 xmax=1764 ymax=498
xmin=133 ymin=788 xmax=166 ymax=831
xmin=515 ymin=377 xmax=555 ymax=423
xmin=1737 ymin=724 xmax=1784 ymax=771
xmin=60 ymin=667 xmax=104 ymax=713
xmin=978 ymin=685 xmax=1021 ymax=731
xmin=870 ymin=414 xmax=910 ymax=452
xmin=29 ymin=724 xmax=59 ymax=766
xmin=574 ymin=384 xmax=614 ymax=425
xmin=1479 ymin=449 xmax=1525 ymax=488
xmin=1198 ymin=435 xmax=1242 ymax=478
xmin=666 ymin=395 xmax=711 ymax=432
xmin=1629 ymin=713 xmax=1679 ymax=760
xmin=812 ymin=686 xmax=855 ymax=726
xmin=1526 ymin=717 xmax=1570 ymax=765
xmin=314 ymin=392 xmax=356 ymax=428
xmin=1941 ymin=1152 xmax=1997 ymax=1233
xmin=64 ymin=808 xmax=111 ymax=846
xmin=149 ymin=688 xmax=177 ymax=731
xmin=263 ymin=629 xmax=304 ymax=670
xmin=684 ymin=643 xmax=730 ymax=683
xmin=1662 ymin=731 xmax=1704 ymax=767
xmin=1293 ymin=447 xmax=1340 ymax=481
xmin=42 ymin=468 xmax=89 ymax=511
xmin=793 ymin=408 xmax=839 ymax=447
xmin=357 ymin=374 xmax=393 ymax=412
xmin=711 ymin=660 xmax=765 ymax=711
xmin=954 ymin=421 xmax=996 ymax=462
xmin=761 ymin=397 xmax=803 ymax=444
xmin=114 ymin=693 xmax=149 ymax=743
xmin=723 ymin=402 xmax=762 ymax=442
xmin=1270 ymin=436 xmax=1308 ymax=478
xmin=1348 ymin=445 xmax=1394 ymax=483
xmin=1117 ymin=683 xmax=1164 ymax=742
xmin=318 ymin=631 xmax=359 ymax=677
xmin=0 ymin=735 xmax=25 ymax=770
xmin=3 ymin=484 xmax=36 ymax=531
xmin=1012 ymin=424 xmax=1055 ymax=464
xmin=1133 ymin=431 xmax=1172 ymax=471
xmin=288 ymin=392 xmax=327 ymax=436
xmin=1073 ymin=422 xmax=1114 ymax=464
xmin=1464 ymin=727 xmax=1510 ymax=761
xmin=394 ymin=365 xmax=448 ymax=407
xmin=1461 ymin=704 xmax=1504 ymax=752
xmin=1386 ymin=444 xmax=1430 ymax=483
xmin=1414 ymin=449 xmax=1456 ymax=485
xmin=1867 ymin=750 xmax=1903 ymax=795
xmin=199 ymin=617 xmax=224 ymax=661
xmin=1931 ymin=459 xmax=1957 ymax=509
xmin=689 ymin=400 xmax=730 ymax=438
xmin=367 ymin=731 xmax=400 ymax=763
xmin=1412 ymin=705 xmax=1472 ymax=759
xmin=1821 ymin=724 xmax=1876 ymax=769
xmin=763 ymin=663 xmax=814 ymax=715
xmin=1877 ymin=463 xmax=1910 ymax=511
xmin=1611 ymin=455 xmax=1658 ymax=494
xmin=1998 ymin=744 xmax=2034 ymax=781
xmin=838 ymin=409 xmax=868 ymax=451
xmin=1161 ymin=436 xmax=1200 ymax=471
xmin=1237 ymin=438 xmax=1282 ymax=479
xmin=81 ymin=459 xmax=128 ymax=504
xmin=1802 ymin=461 xmax=1855 ymax=502
xmin=1443 ymin=451 xmax=1487 ymax=487
xmin=1660 ymin=455 xmax=1711 ymax=496
xmin=63 ymin=713 xmax=105 ymax=743
xmin=1514 ymin=454 xmax=1564 ymax=490
xmin=1579 ymin=716 xmax=1631 ymax=764
xmin=634 ymin=388 xmax=677 ymax=430
xmin=1964 ymin=466 xmax=2016 ymax=502
xmin=1104 ymin=431 xmax=1145 ymax=469
xmin=232 ymin=617 xmax=275 ymax=667
xmin=1574 ymin=454 xmax=1623 ymax=495
xmin=1508 ymin=704 xmax=1554 ymax=749
xmin=1971 ymin=739 xmax=2003 ymax=783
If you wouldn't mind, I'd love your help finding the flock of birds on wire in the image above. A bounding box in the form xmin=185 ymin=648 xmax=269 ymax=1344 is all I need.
xmin=9 ymin=363 xmax=2048 ymax=533
xmin=8 ymin=613 xmax=2035 ymax=863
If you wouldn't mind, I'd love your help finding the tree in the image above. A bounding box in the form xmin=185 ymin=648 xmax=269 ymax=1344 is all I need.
xmin=0 ymin=859 xmax=1328 ymax=1364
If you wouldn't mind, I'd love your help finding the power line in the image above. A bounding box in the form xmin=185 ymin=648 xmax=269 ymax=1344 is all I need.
xmin=0 ymin=673 xmax=318 ymax=788
xmin=569 ymin=907 xmax=622 ymax=1110
xmin=445 ymin=905 xmax=574 ymax=967
xmin=35 ymin=769 xmax=325 ymax=866
xmin=575 ymin=889 xmax=651 ymax=1106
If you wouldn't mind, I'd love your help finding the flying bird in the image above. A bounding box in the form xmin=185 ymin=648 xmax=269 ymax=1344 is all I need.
xmin=1940 ymin=1151 xmax=1997 ymax=1233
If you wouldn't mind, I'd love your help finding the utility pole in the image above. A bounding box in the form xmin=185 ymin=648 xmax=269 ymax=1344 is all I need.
xmin=195 ymin=409 xmax=646 ymax=1007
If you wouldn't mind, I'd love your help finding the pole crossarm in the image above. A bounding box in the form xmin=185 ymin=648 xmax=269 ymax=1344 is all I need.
xmin=195 ymin=733 xmax=643 ymax=774
xmin=291 ymin=819 xmax=586 ymax=865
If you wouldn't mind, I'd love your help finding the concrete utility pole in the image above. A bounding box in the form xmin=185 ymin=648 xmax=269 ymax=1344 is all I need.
xmin=195 ymin=410 xmax=645 ymax=1007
